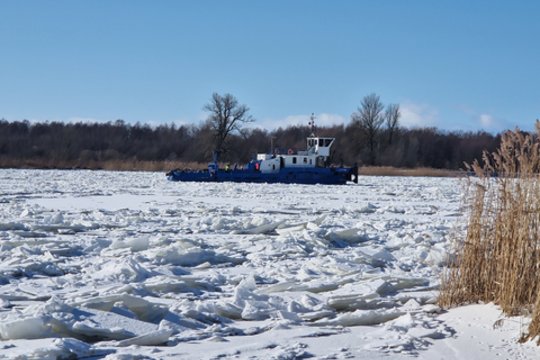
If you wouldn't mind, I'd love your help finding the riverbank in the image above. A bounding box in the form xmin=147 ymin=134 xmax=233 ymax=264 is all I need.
xmin=0 ymin=158 xmax=464 ymax=177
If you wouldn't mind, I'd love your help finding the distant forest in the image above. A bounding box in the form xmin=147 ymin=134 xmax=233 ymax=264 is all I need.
xmin=0 ymin=118 xmax=500 ymax=170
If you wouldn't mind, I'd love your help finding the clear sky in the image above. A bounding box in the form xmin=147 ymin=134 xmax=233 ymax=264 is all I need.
xmin=1 ymin=0 xmax=539 ymax=132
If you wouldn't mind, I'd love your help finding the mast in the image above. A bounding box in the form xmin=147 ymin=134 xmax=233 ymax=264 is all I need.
xmin=309 ymin=113 xmax=316 ymax=137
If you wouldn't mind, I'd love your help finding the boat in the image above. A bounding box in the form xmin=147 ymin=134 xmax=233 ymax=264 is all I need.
xmin=166 ymin=118 xmax=358 ymax=185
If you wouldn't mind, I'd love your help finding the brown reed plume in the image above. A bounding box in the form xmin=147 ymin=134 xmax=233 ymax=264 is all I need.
xmin=440 ymin=121 xmax=540 ymax=343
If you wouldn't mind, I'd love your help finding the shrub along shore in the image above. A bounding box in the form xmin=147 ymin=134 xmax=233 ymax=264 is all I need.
xmin=0 ymin=119 xmax=499 ymax=171
xmin=440 ymin=122 xmax=540 ymax=344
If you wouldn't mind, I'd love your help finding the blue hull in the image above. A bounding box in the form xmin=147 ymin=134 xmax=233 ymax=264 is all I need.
xmin=166 ymin=166 xmax=357 ymax=185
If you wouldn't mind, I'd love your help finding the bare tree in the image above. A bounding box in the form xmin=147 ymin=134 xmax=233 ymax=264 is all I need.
xmin=385 ymin=103 xmax=400 ymax=145
xmin=203 ymin=92 xmax=254 ymax=159
xmin=352 ymin=93 xmax=384 ymax=165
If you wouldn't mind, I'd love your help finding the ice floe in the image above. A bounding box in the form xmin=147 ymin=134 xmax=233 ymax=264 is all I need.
xmin=0 ymin=169 xmax=539 ymax=359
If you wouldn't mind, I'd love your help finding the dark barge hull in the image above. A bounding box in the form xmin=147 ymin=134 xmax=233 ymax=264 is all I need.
xmin=166 ymin=166 xmax=357 ymax=185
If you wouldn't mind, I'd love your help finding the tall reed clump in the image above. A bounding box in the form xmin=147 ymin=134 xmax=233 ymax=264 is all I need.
xmin=439 ymin=122 xmax=540 ymax=343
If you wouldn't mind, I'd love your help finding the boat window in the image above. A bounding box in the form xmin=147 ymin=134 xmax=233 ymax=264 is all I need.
xmin=272 ymin=164 xmax=275 ymax=170
xmin=292 ymin=157 xmax=297 ymax=164
xmin=324 ymin=139 xmax=333 ymax=147
xmin=308 ymin=139 xmax=315 ymax=147
xmin=319 ymin=139 xmax=324 ymax=147
xmin=309 ymin=159 xmax=312 ymax=165
xmin=303 ymin=157 xmax=307 ymax=163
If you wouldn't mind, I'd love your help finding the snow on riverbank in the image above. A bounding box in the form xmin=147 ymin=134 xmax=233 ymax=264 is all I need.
xmin=0 ymin=169 xmax=539 ymax=359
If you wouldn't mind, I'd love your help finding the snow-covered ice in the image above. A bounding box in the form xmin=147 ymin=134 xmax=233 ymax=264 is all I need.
xmin=0 ymin=169 xmax=539 ymax=359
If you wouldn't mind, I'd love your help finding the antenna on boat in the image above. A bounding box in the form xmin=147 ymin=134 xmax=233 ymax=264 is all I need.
xmin=309 ymin=113 xmax=316 ymax=136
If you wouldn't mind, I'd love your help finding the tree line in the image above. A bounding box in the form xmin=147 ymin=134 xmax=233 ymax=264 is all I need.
xmin=0 ymin=93 xmax=501 ymax=170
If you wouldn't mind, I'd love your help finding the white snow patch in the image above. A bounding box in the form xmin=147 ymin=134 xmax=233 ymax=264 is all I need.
xmin=0 ymin=169 xmax=538 ymax=359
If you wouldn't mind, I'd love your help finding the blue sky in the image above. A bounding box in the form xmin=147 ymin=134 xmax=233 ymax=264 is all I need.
xmin=1 ymin=1 xmax=539 ymax=132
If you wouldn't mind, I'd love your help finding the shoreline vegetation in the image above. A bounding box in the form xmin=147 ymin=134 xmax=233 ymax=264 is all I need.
xmin=0 ymin=158 xmax=463 ymax=177
xmin=0 ymin=117 xmax=499 ymax=174
xmin=440 ymin=122 xmax=540 ymax=343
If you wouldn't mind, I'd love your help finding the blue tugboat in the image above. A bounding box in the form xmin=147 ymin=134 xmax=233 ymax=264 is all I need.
xmin=166 ymin=118 xmax=358 ymax=185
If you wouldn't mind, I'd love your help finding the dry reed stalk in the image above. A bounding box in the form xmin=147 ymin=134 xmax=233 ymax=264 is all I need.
xmin=525 ymin=292 xmax=540 ymax=344
xmin=439 ymin=122 xmax=540 ymax=343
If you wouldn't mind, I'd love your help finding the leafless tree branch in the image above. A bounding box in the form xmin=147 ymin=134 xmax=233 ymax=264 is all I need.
xmin=385 ymin=103 xmax=400 ymax=145
xmin=351 ymin=93 xmax=384 ymax=165
xmin=204 ymin=93 xmax=254 ymax=156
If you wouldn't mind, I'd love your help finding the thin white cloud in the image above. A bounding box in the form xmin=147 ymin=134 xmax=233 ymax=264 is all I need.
xmin=317 ymin=113 xmax=347 ymax=127
xmin=399 ymin=102 xmax=439 ymax=128
xmin=141 ymin=118 xmax=193 ymax=128
xmin=66 ymin=116 xmax=109 ymax=124
xmin=22 ymin=116 xmax=193 ymax=128
xmin=458 ymin=105 xmax=505 ymax=131
xmin=13 ymin=116 xmax=110 ymax=124
xmin=65 ymin=116 xmax=194 ymax=128
xmin=6 ymin=114 xmax=215 ymax=128
xmin=196 ymin=111 xmax=208 ymax=123
xmin=255 ymin=113 xmax=347 ymax=130
xmin=476 ymin=112 xmax=509 ymax=131
xmin=479 ymin=113 xmax=495 ymax=128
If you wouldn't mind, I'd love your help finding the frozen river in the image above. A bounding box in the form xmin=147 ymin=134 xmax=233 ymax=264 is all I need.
xmin=0 ymin=169 xmax=538 ymax=359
